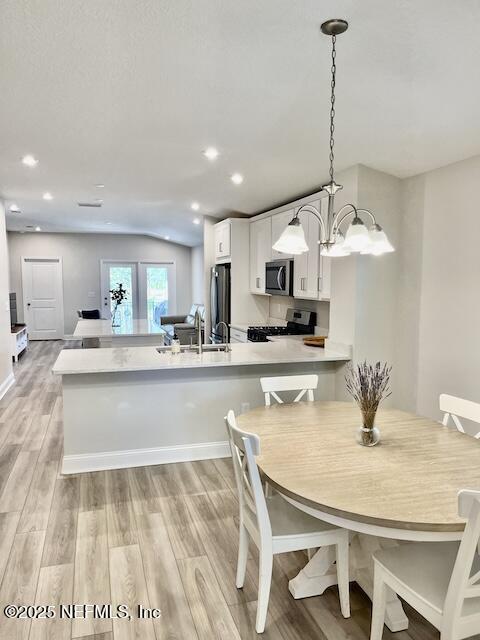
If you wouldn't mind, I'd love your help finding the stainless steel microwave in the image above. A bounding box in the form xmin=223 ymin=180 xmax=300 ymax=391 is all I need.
xmin=265 ymin=260 xmax=293 ymax=296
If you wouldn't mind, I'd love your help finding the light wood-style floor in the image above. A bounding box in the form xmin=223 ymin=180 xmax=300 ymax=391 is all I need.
xmin=0 ymin=340 xmax=444 ymax=640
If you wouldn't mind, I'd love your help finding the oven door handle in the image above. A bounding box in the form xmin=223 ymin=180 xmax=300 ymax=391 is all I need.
xmin=277 ymin=266 xmax=285 ymax=291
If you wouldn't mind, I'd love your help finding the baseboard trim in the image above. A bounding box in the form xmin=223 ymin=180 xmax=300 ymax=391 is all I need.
xmin=62 ymin=440 xmax=230 ymax=474
xmin=0 ymin=373 xmax=15 ymax=401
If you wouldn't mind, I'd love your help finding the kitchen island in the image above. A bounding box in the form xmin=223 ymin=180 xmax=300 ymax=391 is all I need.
xmin=53 ymin=340 xmax=350 ymax=474
xmin=73 ymin=318 xmax=166 ymax=347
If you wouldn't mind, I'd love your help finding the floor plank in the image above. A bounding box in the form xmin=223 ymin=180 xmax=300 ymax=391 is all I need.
xmin=0 ymin=530 xmax=45 ymax=640
xmin=178 ymin=555 xmax=242 ymax=640
xmin=30 ymin=563 xmax=74 ymax=640
xmin=73 ymin=510 xmax=112 ymax=638
xmin=17 ymin=460 xmax=57 ymax=532
xmin=159 ymin=495 xmax=206 ymax=559
xmin=109 ymin=544 xmax=156 ymax=640
xmin=105 ymin=469 xmax=138 ymax=548
xmin=136 ymin=512 xmax=199 ymax=640
xmin=41 ymin=476 xmax=80 ymax=567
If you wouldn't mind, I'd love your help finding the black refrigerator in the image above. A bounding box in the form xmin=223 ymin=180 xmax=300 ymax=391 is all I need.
xmin=210 ymin=263 xmax=231 ymax=343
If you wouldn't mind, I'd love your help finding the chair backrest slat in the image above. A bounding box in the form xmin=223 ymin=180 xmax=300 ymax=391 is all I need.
xmin=225 ymin=410 xmax=271 ymax=540
xmin=261 ymin=375 xmax=318 ymax=407
xmin=439 ymin=394 xmax=480 ymax=438
xmin=443 ymin=490 xmax=480 ymax=628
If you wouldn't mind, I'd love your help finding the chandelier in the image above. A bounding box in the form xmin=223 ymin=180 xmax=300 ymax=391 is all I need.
xmin=273 ymin=19 xmax=394 ymax=258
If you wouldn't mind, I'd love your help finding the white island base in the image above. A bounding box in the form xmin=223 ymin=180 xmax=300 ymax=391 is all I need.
xmin=53 ymin=341 xmax=349 ymax=474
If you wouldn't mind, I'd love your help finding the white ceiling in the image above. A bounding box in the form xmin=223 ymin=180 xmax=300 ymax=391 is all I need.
xmin=1 ymin=0 xmax=480 ymax=246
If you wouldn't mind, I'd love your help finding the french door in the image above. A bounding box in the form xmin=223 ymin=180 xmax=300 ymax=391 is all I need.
xmin=101 ymin=261 xmax=175 ymax=327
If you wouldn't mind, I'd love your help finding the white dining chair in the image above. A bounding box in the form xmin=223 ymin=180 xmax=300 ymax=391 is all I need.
xmin=225 ymin=409 xmax=350 ymax=633
xmin=260 ymin=374 xmax=318 ymax=406
xmin=440 ymin=394 xmax=480 ymax=439
xmin=370 ymin=489 xmax=480 ymax=640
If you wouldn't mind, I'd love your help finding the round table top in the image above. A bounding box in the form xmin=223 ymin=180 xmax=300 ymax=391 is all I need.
xmin=237 ymin=401 xmax=480 ymax=533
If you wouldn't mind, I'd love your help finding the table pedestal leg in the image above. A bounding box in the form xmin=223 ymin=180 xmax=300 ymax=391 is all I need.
xmin=288 ymin=534 xmax=409 ymax=633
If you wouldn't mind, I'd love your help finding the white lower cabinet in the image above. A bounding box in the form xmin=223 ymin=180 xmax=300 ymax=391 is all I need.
xmin=250 ymin=218 xmax=272 ymax=294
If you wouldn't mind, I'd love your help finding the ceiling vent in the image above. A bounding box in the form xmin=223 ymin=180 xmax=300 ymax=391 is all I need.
xmin=77 ymin=201 xmax=102 ymax=208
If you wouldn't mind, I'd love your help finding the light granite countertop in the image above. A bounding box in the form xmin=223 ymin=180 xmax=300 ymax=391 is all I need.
xmin=73 ymin=319 xmax=166 ymax=338
xmin=53 ymin=340 xmax=350 ymax=375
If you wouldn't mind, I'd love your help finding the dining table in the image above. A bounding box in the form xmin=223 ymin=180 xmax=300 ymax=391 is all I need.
xmin=237 ymin=400 xmax=480 ymax=632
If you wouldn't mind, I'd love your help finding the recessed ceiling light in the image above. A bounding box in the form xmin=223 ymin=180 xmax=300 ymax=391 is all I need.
xmin=22 ymin=154 xmax=38 ymax=167
xmin=193 ymin=218 xmax=201 ymax=225
xmin=35 ymin=226 xmax=41 ymax=232
xmin=164 ymin=235 xmax=170 ymax=240
xmin=43 ymin=192 xmax=53 ymax=201
xmin=9 ymin=204 xmax=20 ymax=213
xmin=95 ymin=184 xmax=105 ymax=188
xmin=203 ymin=147 xmax=219 ymax=160
xmin=191 ymin=202 xmax=200 ymax=211
xmin=231 ymin=173 xmax=244 ymax=185
xmin=105 ymin=221 xmax=112 ymax=225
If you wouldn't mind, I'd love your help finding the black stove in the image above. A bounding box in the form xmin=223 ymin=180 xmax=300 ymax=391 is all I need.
xmin=247 ymin=309 xmax=316 ymax=342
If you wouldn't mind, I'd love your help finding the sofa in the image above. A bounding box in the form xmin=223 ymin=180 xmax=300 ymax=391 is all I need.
xmin=160 ymin=303 xmax=205 ymax=345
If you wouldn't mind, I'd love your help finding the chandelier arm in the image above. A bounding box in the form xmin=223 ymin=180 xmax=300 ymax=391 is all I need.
xmin=331 ymin=204 xmax=357 ymax=233
xmin=332 ymin=205 xmax=377 ymax=233
xmin=356 ymin=208 xmax=377 ymax=225
xmin=294 ymin=204 xmax=327 ymax=244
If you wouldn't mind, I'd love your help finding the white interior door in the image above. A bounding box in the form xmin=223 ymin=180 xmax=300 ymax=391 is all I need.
xmin=21 ymin=257 xmax=64 ymax=340
xmin=138 ymin=262 xmax=176 ymax=328
xmin=100 ymin=261 xmax=138 ymax=322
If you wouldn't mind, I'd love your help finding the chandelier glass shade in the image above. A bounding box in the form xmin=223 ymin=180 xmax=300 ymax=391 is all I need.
xmin=274 ymin=19 xmax=394 ymax=258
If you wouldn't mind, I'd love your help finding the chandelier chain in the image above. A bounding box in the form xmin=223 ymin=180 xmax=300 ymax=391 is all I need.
xmin=329 ymin=34 xmax=337 ymax=183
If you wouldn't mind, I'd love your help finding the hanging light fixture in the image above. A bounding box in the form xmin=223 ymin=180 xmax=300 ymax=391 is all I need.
xmin=273 ymin=19 xmax=394 ymax=258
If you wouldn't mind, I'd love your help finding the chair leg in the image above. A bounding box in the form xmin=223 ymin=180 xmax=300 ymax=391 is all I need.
xmin=256 ymin=550 xmax=273 ymax=633
xmin=236 ymin=524 xmax=249 ymax=588
xmin=335 ymin=538 xmax=350 ymax=618
xmin=370 ymin=565 xmax=387 ymax=640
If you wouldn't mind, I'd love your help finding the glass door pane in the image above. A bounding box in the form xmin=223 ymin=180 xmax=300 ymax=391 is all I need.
xmin=138 ymin=263 xmax=176 ymax=329
xmin=145 ymin=266 xmax=169 ymax=330
xmin=101 ymin=262 xmax=138 ymax=326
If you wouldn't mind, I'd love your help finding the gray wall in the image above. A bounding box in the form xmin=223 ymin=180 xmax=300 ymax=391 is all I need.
xmin=414 ymin=155 xmax=480 ymax=427
xmin=8 ymin=232 xmax=192 ymax=336
xmin=191 ymin=244 xmax=204 ymax=304
xmin=0 ymin=202 xmax=13 ymax=392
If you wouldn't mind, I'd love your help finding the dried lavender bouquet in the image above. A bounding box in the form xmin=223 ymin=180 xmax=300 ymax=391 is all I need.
xmin=345 ymin=361 xmax=392 ymax=446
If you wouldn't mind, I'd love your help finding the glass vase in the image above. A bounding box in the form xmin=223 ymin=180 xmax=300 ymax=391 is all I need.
xmin=356 ymin=425 xmax=380 ymax=447
xmin=357 ymin=409 xmax=380 ymax=446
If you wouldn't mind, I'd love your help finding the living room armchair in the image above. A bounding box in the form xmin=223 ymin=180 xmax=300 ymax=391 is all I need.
xmin=160 ymin=303 xmax=205 ymax=345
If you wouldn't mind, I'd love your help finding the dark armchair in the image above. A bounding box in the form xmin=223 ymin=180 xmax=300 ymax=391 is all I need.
xmin=160 ymin=304 xmax=205 ymax=345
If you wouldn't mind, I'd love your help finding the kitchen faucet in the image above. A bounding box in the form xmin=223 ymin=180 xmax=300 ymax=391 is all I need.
xmin=194 ymin=309 xmax=203 ymax=354
xmin=215 ymin=321 xmax=231 ymax=352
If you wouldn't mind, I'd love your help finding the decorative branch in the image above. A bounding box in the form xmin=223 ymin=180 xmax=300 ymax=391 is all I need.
xmin=345 ymin=361 xmax=391 ymax=442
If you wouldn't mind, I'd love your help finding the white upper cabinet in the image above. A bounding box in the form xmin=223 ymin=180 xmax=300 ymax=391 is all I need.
xmin=250 ymin=217 xmax=272 ymax=294
xmin=271 ymin=209 xmax=295 ymax=260
xmin=214 ymin=220 xmax=231 ymax=263
xmin=293 ymin=200 xmax=320 ymax=299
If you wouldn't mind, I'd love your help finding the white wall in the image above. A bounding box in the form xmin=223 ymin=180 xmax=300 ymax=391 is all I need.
xmin=191 ymin=244 xmax=204 ymax=304
xmin=7 ymin=232 xmax=192 ymax=336
xmin=0 ymin=202 xmax=13 ymax=396
xmin=413 ymin=155 xmax=480 ymax=428
xmin=327 ymin=166 xmax=402 ymax=404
